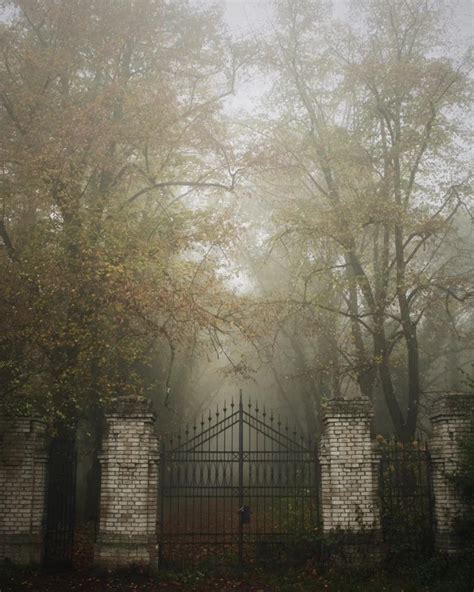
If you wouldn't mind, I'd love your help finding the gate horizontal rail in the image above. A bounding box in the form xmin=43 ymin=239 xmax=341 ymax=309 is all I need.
xmin=159 ymin=394 xmax=320 ymax=568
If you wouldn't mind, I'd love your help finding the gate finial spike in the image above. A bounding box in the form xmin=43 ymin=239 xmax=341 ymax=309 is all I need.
xmin=231 ymin=396 xmax=235 ymax=410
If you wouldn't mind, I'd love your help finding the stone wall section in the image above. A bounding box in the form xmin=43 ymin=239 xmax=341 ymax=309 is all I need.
xmin=94 ymin=396 xmax=159 ymax=570
xmin=430 ymin=393 xmax=474 ymax=554
xmin=319 ymin=399 xmax=380 ymax=533
xmin=0 ymin=417 xmax=49 ymax=564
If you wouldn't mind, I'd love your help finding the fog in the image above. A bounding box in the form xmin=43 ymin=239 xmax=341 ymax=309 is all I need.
xmin=0 ymin=0 xmax=473 ymax=448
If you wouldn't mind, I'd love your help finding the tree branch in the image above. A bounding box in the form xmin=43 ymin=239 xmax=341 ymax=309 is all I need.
xmin=125 ymin=174 xmax=238 ymax=206
xmin=0 ymin=220 xmax=18 ymax=262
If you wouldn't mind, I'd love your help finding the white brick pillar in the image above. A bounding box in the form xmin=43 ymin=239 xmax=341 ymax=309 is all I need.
xmin=430 ymin=393 xmax=474 ymax=554
xmin=319 ymin=399 xmax=380 ymax=540
xmin=0 ymin=416 xmax=49 ymax=564
xmin=94 ymin=396 xmax=159 ymax=570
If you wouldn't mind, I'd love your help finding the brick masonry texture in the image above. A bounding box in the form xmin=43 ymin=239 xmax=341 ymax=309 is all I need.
xmin=2 ymin=393 xmax=472 ymax=568
xmin=0 ymin=417 xmax=48 ymax=564
xmin=430 ymin=393 xmax=474 ymax=554
xmin=94 ymin=396 xmax=159 ymax=571
xmin=319 ymin=399 xmax=380 ymax=534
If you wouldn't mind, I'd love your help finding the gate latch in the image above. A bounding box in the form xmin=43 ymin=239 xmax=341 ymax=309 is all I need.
xmin=239 ymin=505 xmax=251 ymax=525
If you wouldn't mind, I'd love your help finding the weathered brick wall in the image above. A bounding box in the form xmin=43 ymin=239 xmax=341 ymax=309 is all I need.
xmin=430 ymin=393 xmax=474 ymax=554
xmin=0 ymin=417 xmax=49 ymax=564
xmin=94 ymin=396 xmax=159 ymax=570
xmin=319 ymin=399 xmax=380 ymax=533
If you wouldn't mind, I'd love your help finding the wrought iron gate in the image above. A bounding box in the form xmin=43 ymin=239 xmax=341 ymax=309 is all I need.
xmin=159 ymin=395 xmax=320 ymax=567
xmin=44 ymin=436 xmax=77 ymax=567
xmin=378 ymin=440 xmax=434 ymax=559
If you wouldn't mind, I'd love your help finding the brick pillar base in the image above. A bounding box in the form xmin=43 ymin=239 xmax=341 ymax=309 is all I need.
xmin=319 ymin=398 xmax=381 ymax=564
xmin=430 ymin=393 xmax=474 ymax=554
xmin=0 ymin=417 xmax=49 ymax=565
xmin=94 ymin=396 xmax=159 ymax=571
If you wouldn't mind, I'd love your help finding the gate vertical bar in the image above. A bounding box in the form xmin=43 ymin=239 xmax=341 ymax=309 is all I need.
xmin=45 ymin=436 xmax=77 ymax=567
xmin=158 ymin=392 xmax=320 ymax=568
xmin=238 ymin=390 xmax=244 ymax=566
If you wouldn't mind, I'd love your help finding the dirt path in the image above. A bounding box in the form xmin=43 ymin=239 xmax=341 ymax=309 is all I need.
xmin=1 ymin=564 xmax=472 ymax=592
xmin=0 ymin=571 xmax=280 ymax=592
xmin=0 ymin=567 xmax=301 ymax=592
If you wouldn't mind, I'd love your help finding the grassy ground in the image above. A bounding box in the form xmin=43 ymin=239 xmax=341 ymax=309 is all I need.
xmin=0 ymin=557 xmax=473 ymax=592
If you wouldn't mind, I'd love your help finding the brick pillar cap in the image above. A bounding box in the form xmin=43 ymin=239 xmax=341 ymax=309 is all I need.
xmin=0 ymin=416 xmax=47 ymax=436
xmin=430 ymin=393 xmax=474 ymax=422
xmin=0 ymin=414 xmax=46 ymax=423
xmin=322 ymin=397 xmax=373 ymax=419
xmin=106 ymin=395 xmax=155 ymax=419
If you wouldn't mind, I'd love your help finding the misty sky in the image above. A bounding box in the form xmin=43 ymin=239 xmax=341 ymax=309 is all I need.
xmin=213 ymin=0 xmax=473 ymax=114
xmin=220 ymin=0 xmax=473 ymax=41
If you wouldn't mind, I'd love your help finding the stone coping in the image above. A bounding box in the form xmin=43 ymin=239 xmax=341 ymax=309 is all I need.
xmin=430 ymin=393 xmax=474 ymax=422
xmin=322 ymin=398 xmax=373 ymax=418
xmin=105 ymin=395 xmax=155 ymax=419
xmin=0 ymin=416 xmax=47 ymax=428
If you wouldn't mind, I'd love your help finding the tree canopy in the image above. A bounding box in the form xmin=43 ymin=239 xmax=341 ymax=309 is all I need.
xmin=0 ymin=0 xmax=472 ymax=439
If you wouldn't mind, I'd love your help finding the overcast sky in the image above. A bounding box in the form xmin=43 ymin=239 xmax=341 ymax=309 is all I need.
xmin=220 ymin=0 xmax=473 ymax=40
xmin=215 ymin=0 xmax=473 ymax=115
